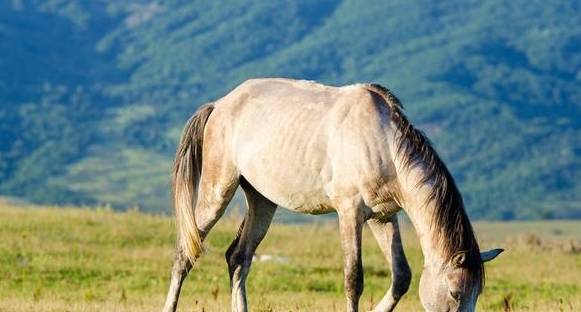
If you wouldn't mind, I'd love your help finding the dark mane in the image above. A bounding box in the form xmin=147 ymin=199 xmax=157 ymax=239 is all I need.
xmin=365 ymin=83 xmax=484 ymax=290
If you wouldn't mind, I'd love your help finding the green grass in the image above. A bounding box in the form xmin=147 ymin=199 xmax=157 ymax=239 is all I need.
xmin=0 ymin=202 xmax=579 ymax=311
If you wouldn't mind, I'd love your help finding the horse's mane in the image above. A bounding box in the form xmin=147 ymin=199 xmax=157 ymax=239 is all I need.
xmin=365 ymin=83 xmax=484 ymax=291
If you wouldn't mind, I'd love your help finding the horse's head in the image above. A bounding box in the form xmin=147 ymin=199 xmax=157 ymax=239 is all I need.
xmin=419 ymin=248 xmax=503 ymax=312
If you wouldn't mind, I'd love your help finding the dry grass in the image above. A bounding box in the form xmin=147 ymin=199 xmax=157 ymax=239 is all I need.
xmin=0 ymin=202 xmax=579 ymax=311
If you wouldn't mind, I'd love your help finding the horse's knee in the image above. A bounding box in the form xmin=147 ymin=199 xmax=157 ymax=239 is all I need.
xmin=345 ymin=264 xmax=364 ymax=297
xmin=354 ymin=273 xmax=364 ymax=297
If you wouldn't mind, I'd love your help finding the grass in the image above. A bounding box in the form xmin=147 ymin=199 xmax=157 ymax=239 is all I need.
xmin=0 ymin=201 xmax=579 ymax=311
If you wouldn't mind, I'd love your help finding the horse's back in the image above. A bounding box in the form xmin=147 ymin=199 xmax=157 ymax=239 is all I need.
xmin=206 ymin=78 xmax=398 ymax=214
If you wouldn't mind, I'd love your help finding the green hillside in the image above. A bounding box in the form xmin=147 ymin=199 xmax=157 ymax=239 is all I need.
xmin=0 ymin=0 xmax=579 ymax=219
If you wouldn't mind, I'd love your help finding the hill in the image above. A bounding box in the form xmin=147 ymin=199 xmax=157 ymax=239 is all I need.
xmin=0 ymin=1 xmax=579 ymax=219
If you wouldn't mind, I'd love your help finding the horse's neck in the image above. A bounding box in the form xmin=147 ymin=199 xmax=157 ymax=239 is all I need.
xmin=396 ymin=164 xmax=447 ymax=267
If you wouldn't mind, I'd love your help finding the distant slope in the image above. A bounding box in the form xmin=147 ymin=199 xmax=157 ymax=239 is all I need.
xmin=0 ymin=0 xmax=579 ymax=218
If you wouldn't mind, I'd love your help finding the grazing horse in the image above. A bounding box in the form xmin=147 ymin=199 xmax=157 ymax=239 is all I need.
xmin=162 ymin=78 xmax=503 ymax=312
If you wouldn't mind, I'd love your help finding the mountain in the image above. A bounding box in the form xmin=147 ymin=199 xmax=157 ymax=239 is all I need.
xmin=0 ymin=0 xmax=579 ymax=219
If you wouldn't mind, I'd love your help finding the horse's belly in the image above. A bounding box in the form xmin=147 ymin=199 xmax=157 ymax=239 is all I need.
xmin=233 ymin=110 xmax=334 ymax=213
xmin=238 ymin=157 xmax=335 ymax=214
xmin=235 ymin=130 xmax=334 ymax=214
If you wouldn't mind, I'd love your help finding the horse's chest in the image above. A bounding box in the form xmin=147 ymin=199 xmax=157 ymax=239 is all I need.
xmin=366 ymin=202 xmax=402 ymax=222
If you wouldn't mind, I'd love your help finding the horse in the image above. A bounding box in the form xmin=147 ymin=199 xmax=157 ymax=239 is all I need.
xmin=162 ymin=78 xmax=503 ymax=312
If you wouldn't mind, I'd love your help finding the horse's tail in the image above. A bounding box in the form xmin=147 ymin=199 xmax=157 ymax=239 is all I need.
xmin=172 ymin=103 xmax=215 ymax=262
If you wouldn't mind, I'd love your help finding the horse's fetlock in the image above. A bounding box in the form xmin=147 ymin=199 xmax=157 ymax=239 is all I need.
xmin=392 ymin=270 xmax=412 ymax=298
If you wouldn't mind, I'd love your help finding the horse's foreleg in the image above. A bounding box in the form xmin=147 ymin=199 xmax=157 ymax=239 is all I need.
xmin=226 ymin=180 xmax=277 ymax=312
xmin=338 ymin=207 xmax=365 ymax=312
xmin=366 ymin=215 xmax=411 ymax=312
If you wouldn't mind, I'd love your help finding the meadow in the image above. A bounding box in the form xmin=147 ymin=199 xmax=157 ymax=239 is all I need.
xmin=0 ymin=202 xmax=579 ymax=311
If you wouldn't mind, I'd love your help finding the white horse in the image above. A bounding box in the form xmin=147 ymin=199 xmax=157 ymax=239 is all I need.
xmin=162 ymin=78 xmax=503 ymax=312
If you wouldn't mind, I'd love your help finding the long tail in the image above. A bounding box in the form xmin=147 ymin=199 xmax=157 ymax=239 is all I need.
xmin=172 ymin=103 xmax=214 ymax=262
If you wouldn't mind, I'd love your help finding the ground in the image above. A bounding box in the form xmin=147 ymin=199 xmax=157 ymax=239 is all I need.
xmin=0 ymin=202 xmax=579 ymax=311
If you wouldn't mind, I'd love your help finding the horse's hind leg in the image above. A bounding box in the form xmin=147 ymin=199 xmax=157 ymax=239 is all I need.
xmin=162 ymin=245 xmax=192 ymax=312
xmin=367 ymin=215 xmax=411 ymax=312
xmin=225 ymin=179 xmax=277 ymax=312
xmin=163 ymin=158 xmax=239 ymax=312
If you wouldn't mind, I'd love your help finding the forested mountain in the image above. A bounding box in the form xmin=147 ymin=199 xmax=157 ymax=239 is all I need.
xmin=0 ymin=0 xmax=579 ymax=219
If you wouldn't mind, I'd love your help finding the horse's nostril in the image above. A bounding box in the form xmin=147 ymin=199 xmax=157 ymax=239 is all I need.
xmin=450 ymin=290 xmax=462 ymax=301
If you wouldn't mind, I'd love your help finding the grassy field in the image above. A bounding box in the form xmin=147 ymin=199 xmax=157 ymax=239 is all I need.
xmin=0 ymin=202 xmax=579 ymax=312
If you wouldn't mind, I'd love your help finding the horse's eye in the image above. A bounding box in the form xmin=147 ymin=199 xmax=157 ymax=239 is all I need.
xmin=449 ymin=290 xmax=462 ymax=301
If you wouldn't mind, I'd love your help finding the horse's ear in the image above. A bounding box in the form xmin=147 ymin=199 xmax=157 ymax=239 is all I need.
xmin=481 ymin=248 xmax=504 ymax=263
